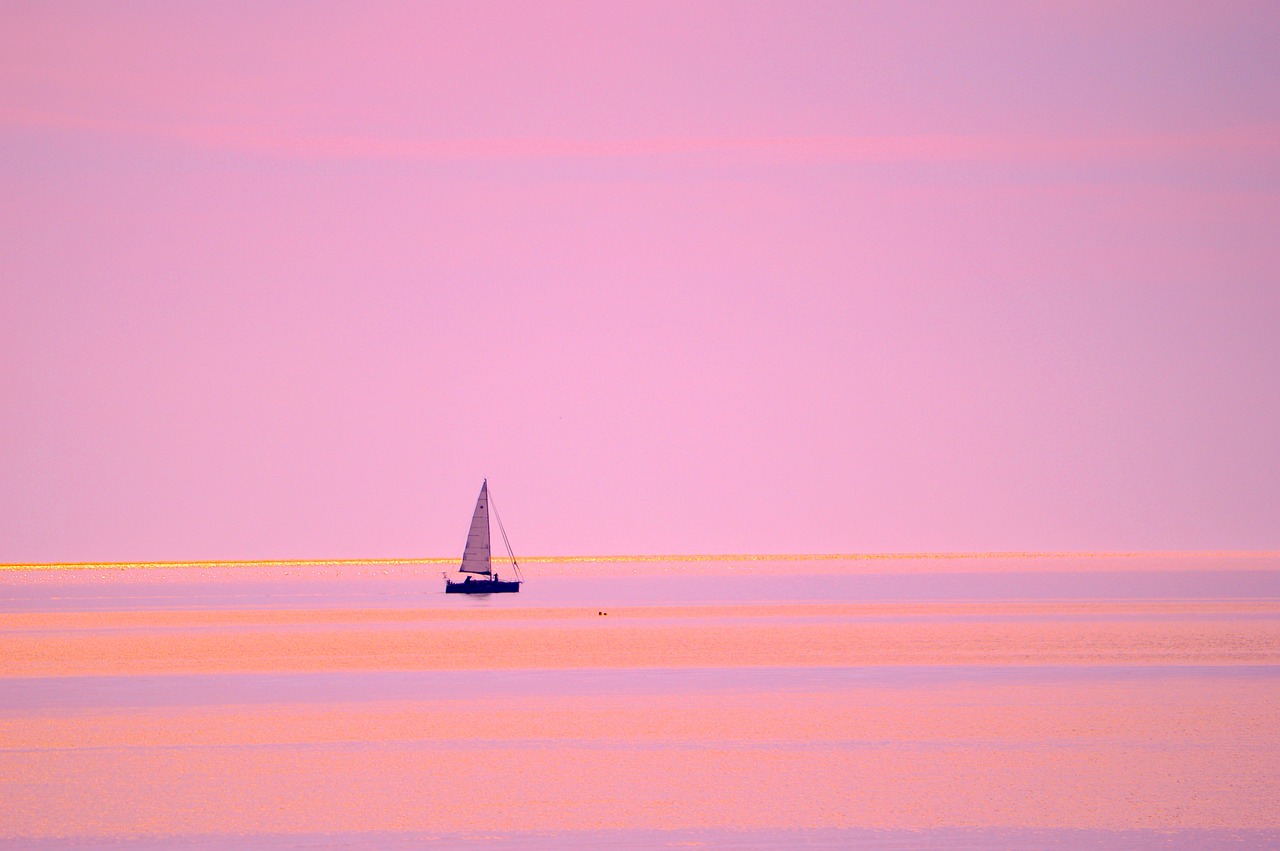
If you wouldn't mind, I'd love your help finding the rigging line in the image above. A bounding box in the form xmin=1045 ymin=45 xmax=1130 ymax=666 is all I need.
xmin=488 ymin=492 xmax=523 ymax=582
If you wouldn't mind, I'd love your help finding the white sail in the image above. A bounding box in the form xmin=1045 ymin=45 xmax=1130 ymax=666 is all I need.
xmin=458 ymin=480 xmax=492 ymax=574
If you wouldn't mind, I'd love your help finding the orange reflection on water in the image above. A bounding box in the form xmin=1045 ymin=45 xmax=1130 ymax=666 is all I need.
xmin=4 ymin=602 xmax=1280 ymax=677
xmin=3 ymin=588 xmax=1280 ymax=842
xmin=3 ymin=677 xmax=1278 ymax=837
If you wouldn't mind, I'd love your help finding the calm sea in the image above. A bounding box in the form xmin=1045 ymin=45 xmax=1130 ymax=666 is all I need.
xmin=2 ymin=555 xmax=1278 ymax=848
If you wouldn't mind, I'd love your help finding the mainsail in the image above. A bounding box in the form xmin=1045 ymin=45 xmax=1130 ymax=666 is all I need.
xmin=458 ymin=480 xmax=492 ymax=575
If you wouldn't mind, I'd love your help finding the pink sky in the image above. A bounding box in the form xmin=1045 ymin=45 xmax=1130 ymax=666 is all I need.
xmin=2 ymin=1 xmax=1278 ymax=561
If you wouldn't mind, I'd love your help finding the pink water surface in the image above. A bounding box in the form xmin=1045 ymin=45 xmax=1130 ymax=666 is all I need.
xmin=2 ymin=557 xmax=1279 ymax=847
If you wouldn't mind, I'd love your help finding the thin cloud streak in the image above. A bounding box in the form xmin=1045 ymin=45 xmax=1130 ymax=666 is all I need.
xmin=5 ymin=107 xmax=1277 ymax=166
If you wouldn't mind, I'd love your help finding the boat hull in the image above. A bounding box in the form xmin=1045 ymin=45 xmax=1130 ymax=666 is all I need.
xmin=445 ymin=578 xmax=521 ymax=594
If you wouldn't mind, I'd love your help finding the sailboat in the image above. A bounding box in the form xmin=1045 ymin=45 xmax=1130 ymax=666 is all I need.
xmin=444 ymin=480 xmax=523 ymax=594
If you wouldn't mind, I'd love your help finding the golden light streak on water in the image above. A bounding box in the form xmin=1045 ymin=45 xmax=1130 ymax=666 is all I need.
xmin=2 ymin=550 xmax=1277 ymax=571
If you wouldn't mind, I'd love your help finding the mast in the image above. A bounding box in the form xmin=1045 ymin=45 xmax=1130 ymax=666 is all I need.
xmin=457 ymin=480 xmax=492 ymax=575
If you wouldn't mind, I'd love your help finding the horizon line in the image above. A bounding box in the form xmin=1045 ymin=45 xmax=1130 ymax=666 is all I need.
xmin=3 ymin=550 xmax=1277 ymax=572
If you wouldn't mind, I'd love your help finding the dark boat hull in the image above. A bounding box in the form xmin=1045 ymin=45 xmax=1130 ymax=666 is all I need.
xmin=445 ymin=578 xmax=521 ymax=594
